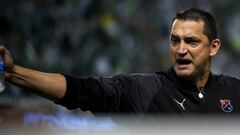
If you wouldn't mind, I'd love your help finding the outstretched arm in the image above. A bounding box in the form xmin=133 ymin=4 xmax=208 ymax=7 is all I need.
xmin=0 ymin=45 xmax=66 ymax=101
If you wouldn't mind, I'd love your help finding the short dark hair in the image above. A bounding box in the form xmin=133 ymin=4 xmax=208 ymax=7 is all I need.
xmin=170 ymin=8 xmax=218 ymax=42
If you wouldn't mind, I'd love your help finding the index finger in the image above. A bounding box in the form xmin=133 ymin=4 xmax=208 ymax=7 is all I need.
xmin=0 ymin=45 xmax=6 ymax=56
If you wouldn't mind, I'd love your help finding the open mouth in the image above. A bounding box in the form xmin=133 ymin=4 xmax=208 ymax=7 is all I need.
xmin=176 ymin=59 xmax=192 ymax=65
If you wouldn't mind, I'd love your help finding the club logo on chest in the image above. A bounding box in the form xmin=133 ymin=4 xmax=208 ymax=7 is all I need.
xmin=220 ymin=99 xmax=233 ymax=113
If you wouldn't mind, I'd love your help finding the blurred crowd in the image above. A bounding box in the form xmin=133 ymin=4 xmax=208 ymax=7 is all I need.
xmin=0 ymin=0 xmax=240 ymax=97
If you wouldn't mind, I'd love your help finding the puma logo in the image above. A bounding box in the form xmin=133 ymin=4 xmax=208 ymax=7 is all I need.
xmin=173 ymin=98 xmax=186 ymax=110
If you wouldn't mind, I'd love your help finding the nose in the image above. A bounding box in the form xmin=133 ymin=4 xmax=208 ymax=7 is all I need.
xmin=176 ymin=41 xmax=188 ymax=56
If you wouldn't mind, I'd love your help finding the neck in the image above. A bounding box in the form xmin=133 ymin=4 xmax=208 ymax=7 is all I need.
xmin=177 ymin=69 xmax=210 ymax=88
xmin=171 ymin=66 xmax=211 ymax=88
xmin=195 ymin=71 xmax=210 ymax=88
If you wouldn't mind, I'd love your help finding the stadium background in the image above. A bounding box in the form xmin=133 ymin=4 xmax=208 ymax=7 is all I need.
xmin=1 ymin=0 xmax=240 ymax=134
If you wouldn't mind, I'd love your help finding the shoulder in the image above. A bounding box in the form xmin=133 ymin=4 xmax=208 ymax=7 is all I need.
xmin=110 ymin=71 xmax=168 ymax=87
xmin=213 ymin=73 xmax=240 ymax=88
xmin=128 ymin=69 xmax=173 ymax=88
xmin=112 ymin=73 xmax=161 ymax=84
xmin=130 ymin=70 xmax=171 ymax=81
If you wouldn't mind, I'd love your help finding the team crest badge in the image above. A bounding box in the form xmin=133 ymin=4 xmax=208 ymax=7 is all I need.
xmin=220 ymin=99 xmax=233 ymax=113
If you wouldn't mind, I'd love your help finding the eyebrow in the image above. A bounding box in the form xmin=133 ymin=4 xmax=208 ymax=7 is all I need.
xmin=170 ymin=34 xmax=200 ymax=40
xmin=170 ymin=34 xmax=178 ymax=39
xmin=184 ymin=37 xmax=201 ymax=42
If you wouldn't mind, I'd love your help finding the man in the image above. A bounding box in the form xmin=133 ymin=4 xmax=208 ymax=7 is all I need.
xmin=1 ymin=8 xmax=240 ymax=114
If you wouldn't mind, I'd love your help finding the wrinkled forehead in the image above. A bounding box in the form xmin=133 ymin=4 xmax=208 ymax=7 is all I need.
xmin=170 ymin=19 xmax=206 ymax=37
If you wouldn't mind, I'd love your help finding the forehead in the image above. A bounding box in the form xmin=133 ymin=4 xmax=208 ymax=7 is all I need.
xmin=171 ymin=19 xmax=205 ymax=37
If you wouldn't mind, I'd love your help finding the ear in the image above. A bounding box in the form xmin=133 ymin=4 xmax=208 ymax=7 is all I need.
xmin=209 ymin=39 xmax=221 ymax=56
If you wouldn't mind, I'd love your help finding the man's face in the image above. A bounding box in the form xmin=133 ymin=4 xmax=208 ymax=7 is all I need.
xmin=170 ymin=19 xmax=213 ymax=79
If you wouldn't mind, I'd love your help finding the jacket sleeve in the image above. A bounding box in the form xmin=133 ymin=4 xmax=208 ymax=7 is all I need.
xmin=55 ymin=74 xmax=137 ymax=113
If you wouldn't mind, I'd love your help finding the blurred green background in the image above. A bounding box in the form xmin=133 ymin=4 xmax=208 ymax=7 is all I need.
xmin=0 ymin=0 xmax=240 ymax=107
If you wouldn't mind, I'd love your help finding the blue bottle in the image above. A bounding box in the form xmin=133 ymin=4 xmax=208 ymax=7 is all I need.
xmin=0 ymin=56 xmax=5 ymax=92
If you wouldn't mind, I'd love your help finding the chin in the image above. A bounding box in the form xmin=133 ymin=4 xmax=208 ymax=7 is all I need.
xmin=176 ymin=72 xmax=191 ymax=78
xmin=174 ymin=68 xmax=193 ymax=78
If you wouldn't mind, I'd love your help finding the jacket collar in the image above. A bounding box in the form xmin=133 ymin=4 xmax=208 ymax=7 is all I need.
xmin=167 ymin=67 xmax=213 ymax=94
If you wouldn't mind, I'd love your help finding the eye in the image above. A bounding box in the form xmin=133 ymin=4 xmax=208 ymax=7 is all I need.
xmin=170 ymin=35 xmax=180 ymax=45
xmin=185 ymin=38 xmax=200 ymax=46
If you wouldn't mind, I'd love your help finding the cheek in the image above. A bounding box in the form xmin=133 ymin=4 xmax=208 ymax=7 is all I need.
xmin=193 ymin=49 xmax=210 ymax=65
xmin=170 ymin=47 xmax=176 ymax=56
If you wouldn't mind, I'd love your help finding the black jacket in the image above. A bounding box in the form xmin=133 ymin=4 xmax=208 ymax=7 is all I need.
xmin=56 ymin=68 xmax=240 ymax=115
